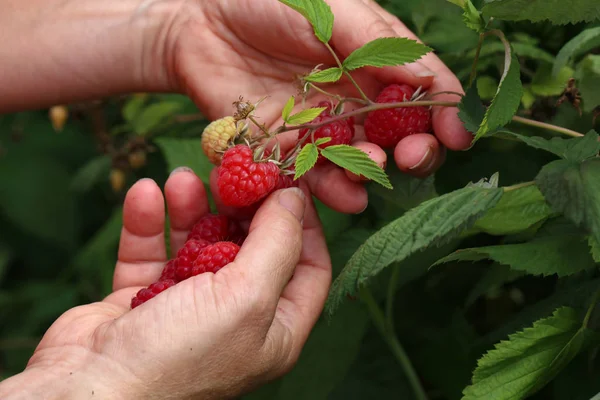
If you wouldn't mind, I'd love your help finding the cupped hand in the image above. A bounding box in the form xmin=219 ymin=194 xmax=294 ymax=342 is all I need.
xmin=170 ymin=0 xmax=472 ymax=213
xmin=3 ymin=171 xmax=330 ymax=399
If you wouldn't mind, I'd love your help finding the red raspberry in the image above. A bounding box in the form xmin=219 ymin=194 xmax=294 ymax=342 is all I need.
xmin=298 ymin=102 xmax=354 ymax=163
xmin=131 ymin=279 xmax=176 ymax=309
xmin=191 ymin=241 xmax=240 ymax=276
xmin=228 ymin=219 xmax=246 ymax=245
xmin=159 ymin=259 xmax=177 ymax=281
xmin=217 ymin=145 xmax=280 ymax=207
xmin=175 ymin=238 xmax=211 ymax=281
xmin=364 ymin=84 xmax=431 ymax=148
xmin=187 ymin=214 xmax=230 ymax=243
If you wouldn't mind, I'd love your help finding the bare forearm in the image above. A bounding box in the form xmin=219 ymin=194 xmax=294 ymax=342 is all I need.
xmin=0 ymin=0 xmax=178 ymax=113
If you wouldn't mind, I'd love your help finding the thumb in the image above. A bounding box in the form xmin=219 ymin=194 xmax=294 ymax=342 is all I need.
xmin=229 ymin=187 xmax=307 ymax=299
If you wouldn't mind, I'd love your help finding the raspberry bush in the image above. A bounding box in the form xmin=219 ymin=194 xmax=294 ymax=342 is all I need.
xmin=2 ymin=0 xmax=600 ymax=398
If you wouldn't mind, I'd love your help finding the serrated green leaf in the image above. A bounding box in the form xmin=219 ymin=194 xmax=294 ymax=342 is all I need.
xmin=588 ymin=236 xmax=600 ymax=263
xmin=294 ymin=144 xmax=319 ymax=180
xmin=342 ymin=37 xmax=431 ymax=71
xmin=482 ymin=0 xmax=600 ymax=24
xmin=536 ymin=158 xmax=600 ymax=246
xmin=122 ymin=94 xmax=148 ymax=122
xmin=133 ymin=102 xmax=183 ymax=135
xmin=462 ymin=0 xmax=485 ymax=32
xmin=474 ymin=50 xmax=523 ymax=141
xmin=287 ymin=107 xmax=327 ymax=125
xmin=326 ymin=185 xmax=503 ymax=314
xmin=154 ymin=138 xmax=213 ymax=184
xmin=554 ymin=27 xmax=600 ymax=76
xmin=575 ymin=55 xmax=600 ymax=113
xmin=505 ymin=130 xmax=600 ymax=163
xmin=463 ymin=307 xmax=593 ymax=399
xmin=458 ymin=84 xmax=486 ymax=134
xmin=435 ymin=235 xmax=596 ymax=277
xmin=69 ymin=155 xmax=111 ymax=193
xmin=304 ymin=67 xmax=343 ymax=83
xmin=282 ymin=96 xmax=295 ymax=122
xmin=531 ymin=65 xmax=574 ymax=97
xmin=320 ymin=145 xmax=392 ymax=189
xmin=278 ymin=0 xmax=334 ymax=43
xmin=473 ymin=185 xmax=554 ymax=235
xmin=315 ymin=137 xmax=332 ymax=146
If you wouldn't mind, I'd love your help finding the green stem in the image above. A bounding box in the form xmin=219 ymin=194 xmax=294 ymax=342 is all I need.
xmin=324 ymin=42 xmax=372 ymax=104
xmin=386 ymin=265 xmax=401 ymax=330
xmin=583 ymin=289 xmax=600 ymax=328
xmin=308 ymin=83 xmax=342 ymax=101
xmin=511 ymin=115 xmax=583 ymax=138
xmin=503 ymin=181 xmax=535 ymax=192
xmin=360 ymin=287 xmax=429 ymax=400
xmin=249 ymin=115 xmax=270 ymax=137
xmin=469 ymin=33 xmax=486 ymax=87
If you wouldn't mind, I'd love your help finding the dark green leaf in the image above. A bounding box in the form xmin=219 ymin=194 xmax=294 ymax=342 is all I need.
xmin=463 ymin=0 xmax=485 ymax=32
xmin=463 ymin=307 xmax=593 ymax=399
xmin=154 ymin=138 xmax=213 ymax=184
xmin=475 ymin=50 xmax=523 ymax=141
xmin=575 ymin=55 xmax=600 ymax=113
xmin=553 ymin=27 xmax=600 ymax=77
xmin=282 ymin=96 xmax=295 ymax=122
xmin=504 ymin=130 xmax=600 ymax=162
xmin=70 ymin=155 xmax=111 ymax=193
xmin=133 ymin=102 xmax=183 ymax=135
xmin=369 ymin=169 xmax=438 ymax=211
xmin=482 ymin=0 xmax=600 ymax=24
xmin=342 ymin=37 xmax=431 ymax=71
xmin=477 ymin=76 xmax=499 ymax=100
xmin=278 ymin=0 xmax=334 ymax=43
xmin=472 ymin=185 xmax=554 ymax=235
xmin=588 ymin=236 xmax=600 ymax=263
xmin=304 ymin=67 xmax=343 ymax=83
xmin=287 ymin=107 xmax=327 ymax=125
xmin=320 ymin=145 xmax=392 ymax=189
xmin=326 ymin=185 xmax=503 ymax=314
xmin=435 ymin=234 xmax=596 ymax=277
xmin=536 ymin=158 xmax=600 ymax=245
xmin=294 ymin=144 xmax=319 ymax=180
xmin=458 ymin=84 xmax=486 ymax=134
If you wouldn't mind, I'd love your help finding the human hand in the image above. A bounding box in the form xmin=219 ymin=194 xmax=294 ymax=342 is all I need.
xmin=0 ymin=170 xmax=331 ymax=399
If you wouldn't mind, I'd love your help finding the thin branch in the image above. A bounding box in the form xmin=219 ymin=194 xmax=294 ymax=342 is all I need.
xmin=511 ymin=115 xmax=583 ymax=138
xmin=324 ymin=43 xmax=371 ymax=104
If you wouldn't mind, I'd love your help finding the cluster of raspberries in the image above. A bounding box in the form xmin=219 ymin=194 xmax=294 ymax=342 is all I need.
xmin=130 ymin=214 xmax=245 ymax=309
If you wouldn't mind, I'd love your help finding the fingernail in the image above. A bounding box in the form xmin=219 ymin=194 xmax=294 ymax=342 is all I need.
xmin=409 ymin=146 xmax=434 ymax=171
xmin=279 ymin=187 xmax=306 ymax=222
xmin=355 ymin=202 xmax=369 ymax=215
xmin=170 ymin=166 xmax=193 ymax=176
xmin=404 ymin=61 xmax=436 ymax=78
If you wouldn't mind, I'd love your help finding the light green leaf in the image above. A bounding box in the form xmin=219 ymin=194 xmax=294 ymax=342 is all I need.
xmin=505 ymin=130 xmax=600 ymax=163
xmin=282 ymin=96 xmax=295 ymax=122
xmin=154 ymin=138 xmax=213 ymax=184
xmin=575 ymin=55 xmax=600 ymax=113
xmin=521 ymin=86 xmax=536 ymax=109
xmin=287 ymin=107 xmax=327 ymax=125
xmin=553 ymin=27 xmax=600 ymax=77
xmin=474 ymin=50 xmax=523 ymax=141
xmin=435 ymin=235 xmax=596 ymax=277
xmin=458 ymin=84 xmax=486 ymax=134
xmin=477 ymin=76 xmax=499 ymax=100
xmin=70 ymin=155 xmax=111 ymax=193
xmin=342 ymin=37 xmax=431 ymax=71
xmin=473 ymin=185 xmax=553 ymax=235
xmin=304 ymin=67 xmax=343 ymax=83
xmin=294 ymin=144 xmax=319 ymax=180
xmin=122 ymin=94 xmax=148 ymax=122
xmin=320 ymin=145 xmax=392 ymax=189
xmin=536 ymin=158 xmax=600 ymax=245
xmin=588 ymin=236 xmax=600 ymax=263
xmin=463 ymin=307 xmax=593 ymax=399
xmin=315 ymin=137 xmax=332 ymax=146
xmin=447 ymin=0 xmax=466 ymax=6
xmin=278 ymin=0 xmax=334 ymax=43
xmin=326 ymin=185 xmax=503 ymax=314
xmin=133 ymin=102 xmax=183 ymax=135
xmin=531 ymin=65 xmax=574 ymax=97
xmin=482 ymin=0 xmax=600 ymax=24
xmin=463 ymin=0 xmax=485 ymax=32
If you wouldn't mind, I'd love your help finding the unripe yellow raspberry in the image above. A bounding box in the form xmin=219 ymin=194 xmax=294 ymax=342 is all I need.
xmin=201 ymin=116 xmax=238 ymax=165
xmin=49 ymin=105 xmax=68 ymax=132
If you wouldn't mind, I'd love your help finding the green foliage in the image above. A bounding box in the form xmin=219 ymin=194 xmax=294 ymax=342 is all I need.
xmin=154 ymin=137 xmax=213 ymax=184
xmin=553 ymin=27 xmax=600 ymax=77
xmin=294 ymin=144 xmax=319 ymax=179
xmin=505 ymin=130 xmax=600 ymax=162
xmin=304 ymin=67 xmax=343 ymax=82
xmin=320 ymin=145 xmax=392 ymax=189
xmin=277 ymin=0 xmax=334 ymax=43
xmin=575 ymin=55 xmax=600 ymax=113
xmin=342 ymin=37 xmax=432 ymax=71
xmin=286 ymin=107 xmax=327 ymax=125
xmin=482 ymin=0 xmax=600 ymax=24
xmin=458 ymin=83 xmax=486 ymax=134
xmin=282 ymin=96 xmax=295 ymax=121
xmin=463 ymin=307 xmax=595 ymax=399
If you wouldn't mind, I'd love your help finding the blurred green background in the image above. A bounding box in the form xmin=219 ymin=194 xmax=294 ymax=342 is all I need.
xmin=1 ymin=0 xmax=599 ymax=398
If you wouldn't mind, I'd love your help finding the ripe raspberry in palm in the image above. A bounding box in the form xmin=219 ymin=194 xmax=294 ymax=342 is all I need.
xmin=191 ymin=241 xmax=240 ymax=276
xmin=131 ymin=279 xmax=176 ymax=309
xmin=298 ymin=101 xmax=354 ymax=163
xmin=175 ymin=238 xmax=211 ymax=281
xmin=217 ymin=144 xmax=280 ymax=207
xmin=159 ymin=259 xmax=177 ymax=281
xmin=201 ymin=116 xmax=238 ymax=165
xmin=364 ymin=84 xmax=432 ymax=148
xmin=187 ymin=214 xmax=230 ymax=243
